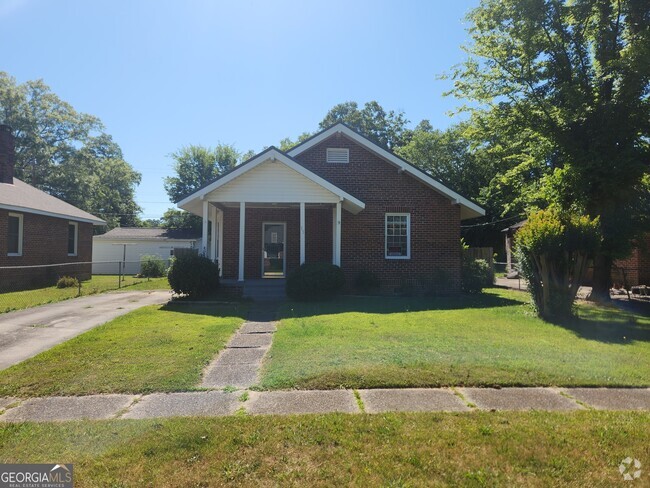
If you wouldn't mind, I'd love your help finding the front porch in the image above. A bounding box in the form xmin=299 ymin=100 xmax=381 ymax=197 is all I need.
xmin=201 ymin=202 xmax=342 ymax=281
xmin=177 ymin=147 xmax=365 ymax=282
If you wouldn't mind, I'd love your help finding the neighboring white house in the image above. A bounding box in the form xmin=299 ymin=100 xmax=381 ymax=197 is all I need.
xmin=92 ymin=228 xmax=200 ymax=275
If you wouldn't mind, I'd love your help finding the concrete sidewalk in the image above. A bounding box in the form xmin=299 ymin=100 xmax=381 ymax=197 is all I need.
xmin=0 ymin=290 xmax=170 ymax=370
xmin=1 ymin=387 xmax=648 ymax=422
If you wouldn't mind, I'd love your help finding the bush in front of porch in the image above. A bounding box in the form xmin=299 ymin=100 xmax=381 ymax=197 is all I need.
xmin=167 ymin=253 xmax=220 ymax=298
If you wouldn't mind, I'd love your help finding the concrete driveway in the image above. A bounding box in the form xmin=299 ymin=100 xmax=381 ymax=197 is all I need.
xmin=0 ymin=290 xmax=170 ymax=370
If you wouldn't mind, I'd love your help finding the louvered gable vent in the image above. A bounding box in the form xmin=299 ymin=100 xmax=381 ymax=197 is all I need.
xmin=326 ymin=148 xmax=349 ymax=164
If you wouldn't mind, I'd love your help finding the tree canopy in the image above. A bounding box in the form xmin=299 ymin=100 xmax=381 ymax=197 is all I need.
xmin=163 ymin=144 xmax=241 ymax=203
xmin=160 ymin=208 xmax=201 ymax=233
xmin=319 ymin=101 xmax=412 ymax=149
xmin=0 ymin=72 xmax=142 ymax=228
xmin=447 ymin=0 xmax=650 ymax=298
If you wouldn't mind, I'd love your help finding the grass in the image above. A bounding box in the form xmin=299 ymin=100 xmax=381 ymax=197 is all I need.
xmin=0 ymin=303 xmax=247 ymax=397
xmin=0 ymin=275 xmax=171 ymax=313
xmin=0 ymin=411 xmax=647 ymax=486
xmin=260 ymin=288 xmax=650 ymax=389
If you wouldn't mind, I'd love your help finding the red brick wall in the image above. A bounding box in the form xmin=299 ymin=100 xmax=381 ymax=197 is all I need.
xmin=612 ymin=234 xmax=650 ymax=287
xmin=293 ymin=133 xmax=461 ymax=293
xmin=221 ymin=133 xmax=462 ymax=293
xmin=0 ymin=209 xmax=93 ymax=290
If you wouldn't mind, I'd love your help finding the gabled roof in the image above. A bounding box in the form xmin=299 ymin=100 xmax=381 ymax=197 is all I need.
xmin=94 ymin=227 xmax=201 ymax=241
xmin=177 ymin=147 xmax=366 ymax=215
xmin=0 ymin=178 xmax=106 ymax=225
xmin=287 ymin=123 xmax=485 ymax=220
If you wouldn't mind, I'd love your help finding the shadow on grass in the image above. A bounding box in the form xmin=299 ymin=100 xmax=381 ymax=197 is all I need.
xmin=278 ymin=291 xmax=524 ymax=319
xmin=555 ymin=304 xmax=650 ymax=344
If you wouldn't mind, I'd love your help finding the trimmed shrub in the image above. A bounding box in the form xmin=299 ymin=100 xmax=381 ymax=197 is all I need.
xmin=56 ymin=276 xmax=79 ymax=289
xmin=461 ymin=258 xmax=492 ymax=294
xmin=355 ymin=269 xmax=380 ymax=293
xmin=286 ymin=262 xmax=345 ymax=301
xmin=140 ymin=255 xmax=166 ymax=278
xmin=167 ymin=253 xmax=220 ymax=298
xmin=516 ymin=209 xmax=600 ymax=320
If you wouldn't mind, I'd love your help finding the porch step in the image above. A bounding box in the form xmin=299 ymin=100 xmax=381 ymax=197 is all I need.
xmin=243 ymin=279 xmax=287 ymax=301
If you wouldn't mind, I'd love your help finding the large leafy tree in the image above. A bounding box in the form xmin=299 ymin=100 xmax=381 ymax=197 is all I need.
xmin=163 ymin=144 xmax=240 ymax=203
xmin=319 ymin=101 xmax=412 ymax=149
xmin=160 ymin=208 xmax=201 ymax=233
xmin=448 ymin=0 xmax=650 ymax=300
xmin=0 ymin=72 xmax=142 ymax=228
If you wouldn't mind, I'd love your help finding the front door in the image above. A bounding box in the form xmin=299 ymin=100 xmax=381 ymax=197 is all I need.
xmin=262 ymin=222 xmax=286 ymax=277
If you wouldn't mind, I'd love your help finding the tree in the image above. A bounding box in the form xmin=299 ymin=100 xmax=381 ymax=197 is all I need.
xmin=160 ymin=208 xmax=201 ymax=233
xmin=447 ymin=0 xmax=650 ymax=301
xmin=319 ymin=101 xmax=412 ymax=149
xmin=0 ymin=72 xmax=142 ymax=228
xmin=516 ymin=209 xmax=600 ymax=320
xmin=48 ymin=134 xmax=142 ymax=228
xmin=396 ymin=122 xmax=496 ymax=209
xmin=163 ymin=144 xmax=240 ymax=203
xmin=278 ymin=132 xmax=312 ymax=152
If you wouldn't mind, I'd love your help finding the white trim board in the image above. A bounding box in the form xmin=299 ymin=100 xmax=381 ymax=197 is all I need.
xmin=288 ymin=123 xmax=485 ymax=220
xmin=0 ymin=204 xmax=106 ymax=225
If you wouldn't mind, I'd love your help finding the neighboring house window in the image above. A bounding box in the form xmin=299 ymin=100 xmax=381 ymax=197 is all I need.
xmin=67 ymin=222 xmax=78 ymax=256
xmin=7 ymin=213 xmax=23 ymax=256
xmin=385 ymin=213 xmax=410 ymax=259
xmin=326 ymin=148 xmax=349 ymax=164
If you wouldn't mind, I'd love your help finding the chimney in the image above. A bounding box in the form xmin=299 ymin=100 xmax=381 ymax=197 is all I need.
xmin=0 ymin=124 xmax=15 ymax=184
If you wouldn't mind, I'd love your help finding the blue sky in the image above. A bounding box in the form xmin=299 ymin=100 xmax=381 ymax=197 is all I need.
xmin=1 ymin=0 xmax=478 ymax=219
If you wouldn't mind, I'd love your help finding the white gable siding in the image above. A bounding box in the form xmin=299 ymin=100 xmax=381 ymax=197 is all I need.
xmin=205 ymin=160 xmax=340 ymax=203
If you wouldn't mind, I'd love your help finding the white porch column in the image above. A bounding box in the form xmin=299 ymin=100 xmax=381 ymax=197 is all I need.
xmin=335 ymin=201 xmax=342 ymax=266
xmin=300 ymin=202 xmax=306 ymax=265
xmin=217 ymin=208 xmax=223 ymax=277
xmin=210 ymin=204 xmax=217 ymax=260
xmin=332 ymin=205 xmax=336 ymax=265
xmin=238 ymin=201 xmax=246 ymax=282
xmin=201 ymin=200 xmax=208 ymax=256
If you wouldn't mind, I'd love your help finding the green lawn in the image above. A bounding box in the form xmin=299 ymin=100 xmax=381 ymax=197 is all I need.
xmin=0 ymin=303 xmax=246 ymax=397
xmin=0 ymin=275 xmax=171 ymax=313
xmin=0 ymin=411 xmax=647 ymax=486
xmin=260 ymin=288 xmax=650 ymax=389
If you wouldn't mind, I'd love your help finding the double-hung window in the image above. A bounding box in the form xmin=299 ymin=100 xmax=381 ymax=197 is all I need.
xmin=385 ymin=213 xmax=410 ymax=259
xmin=67 ymin=222 xmax=78 ymax=256
xmin=7 ymin=213 xmax=23 ymax=256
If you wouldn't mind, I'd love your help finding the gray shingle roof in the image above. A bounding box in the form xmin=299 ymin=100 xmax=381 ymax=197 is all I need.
xmin=0 ymin=178 xmax=105 ymax=225
xmin=94 ymin=227 xmax=201 ymax=241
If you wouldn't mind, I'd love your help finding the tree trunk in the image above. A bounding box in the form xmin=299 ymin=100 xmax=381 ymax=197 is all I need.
xmin=590 ymin=252 xmax=613 ymax=302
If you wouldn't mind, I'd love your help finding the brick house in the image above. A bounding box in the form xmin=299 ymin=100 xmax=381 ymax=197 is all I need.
xmin=0 ymin=125 xmax=105 ymax=290
xmin=178 ymin=123 xmax=484 ymax=293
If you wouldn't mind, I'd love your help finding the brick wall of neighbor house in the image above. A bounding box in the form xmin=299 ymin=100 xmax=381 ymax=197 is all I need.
xmin=612 ymin=235 xmax=650 ymax=287
xmin=221 ymin=206 xmax=332 ymax=280
xmin=0 ymin=209 xmax=93 ymax=290
xmin=293 ymin=133 xmax=462 ymax=293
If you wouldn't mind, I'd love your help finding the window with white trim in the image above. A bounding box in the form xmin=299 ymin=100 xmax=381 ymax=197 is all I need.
xmin=67 ymin=222 xmax=78 ymax=256
xmin=7 ymin=213 xmax=23 ymax=256
xmin=385 ymin=213 xmax=410 ymax=259
xmin=326 ymin=148 xmax=349 ymax=164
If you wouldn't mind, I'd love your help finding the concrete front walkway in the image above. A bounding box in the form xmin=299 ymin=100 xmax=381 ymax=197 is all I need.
xmin=1 ymin=387 xmax=648 ymax=422
xmin=200 ymin=301 xmax=278 ymax=389
xmin=0 ymin=290 xmax=170 ymax=370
